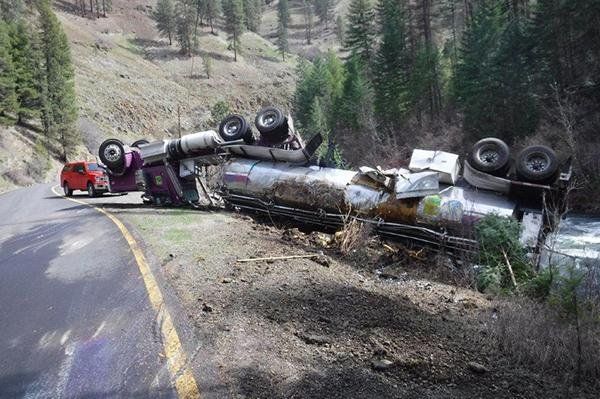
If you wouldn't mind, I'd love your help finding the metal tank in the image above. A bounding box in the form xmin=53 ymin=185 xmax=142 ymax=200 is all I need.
xmin=219 ymin=158 xmax=518 ymax=252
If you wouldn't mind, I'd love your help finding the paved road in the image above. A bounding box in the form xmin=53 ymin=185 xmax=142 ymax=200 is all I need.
xmin=0 ymin=184 xmax=177 ymax=398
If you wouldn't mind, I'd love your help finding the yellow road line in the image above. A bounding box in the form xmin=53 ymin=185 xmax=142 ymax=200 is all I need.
xmin=51 ymin=186 xmax=201 ymax=399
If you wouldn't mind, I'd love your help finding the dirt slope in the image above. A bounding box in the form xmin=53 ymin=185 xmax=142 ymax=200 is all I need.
xmin=0 ymin=125 xmax=64 ymax=194
xmin=58 ymin=0 xmax=297 ymax=151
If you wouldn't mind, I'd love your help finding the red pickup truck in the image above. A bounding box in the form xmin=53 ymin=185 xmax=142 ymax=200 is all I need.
xmin=60 ymin=161 xmax=109 ymax=197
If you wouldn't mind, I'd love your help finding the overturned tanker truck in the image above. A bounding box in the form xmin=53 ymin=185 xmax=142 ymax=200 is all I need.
xmin=98 ymin=107 xmax=572 ymax=253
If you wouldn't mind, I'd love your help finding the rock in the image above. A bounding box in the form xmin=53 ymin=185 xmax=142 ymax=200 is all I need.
xmin=296 ymin=332 xmax=330 ymax=346
xmin=313 ymin=255 xmax=331 ymax=267
xmin=373 ymin=345 xmax=387 ymax=357
xmin=282 ymin=228 xmax=302 ymax=241
xmin=467 ymin=361 xmax=488 ymax=374
xmin=379 ymin=271 xmax=401 ymax=280
xmin=201 ymin=303 xmax=213 ymax=313
xmin=372 ymin=359 xmax=394 ymax=371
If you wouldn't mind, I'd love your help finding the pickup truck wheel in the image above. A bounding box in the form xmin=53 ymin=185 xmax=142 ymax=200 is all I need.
xmin=468 ymin=138 xmax=511 ymax=176
xmin=255 ymin=107 xmax=289 ymax=143
xmin=516 ymin=145 xmax=559 ymax=184
xmin=63 ymin=182 xmax=73 ymax=197
xmin=87 ymin=182 xmax=97 ymax=198
xmin=219 ymin=114 xmax=252 ymax=142
xmin=99 ymin=139 xmax=126 ymax=172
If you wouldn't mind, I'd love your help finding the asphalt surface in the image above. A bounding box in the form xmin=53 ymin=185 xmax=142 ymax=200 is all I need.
xmin=0 ymin=184 xmax=177 ymax=398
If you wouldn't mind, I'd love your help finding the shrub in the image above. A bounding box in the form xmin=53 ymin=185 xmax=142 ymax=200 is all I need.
xmin=524 ymin=267 xmax=555 ymax=301
xmin=210 ymin=100 xmax=230 ymax=126
xmin=474 ymin=214 xmax=531 ymax=292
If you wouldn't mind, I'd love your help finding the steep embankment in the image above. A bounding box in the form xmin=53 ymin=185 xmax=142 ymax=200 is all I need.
xmin=0 ymin=125 xmax=63 ymax=193
xmin=1 ymin=0 xmax=298 ymax=193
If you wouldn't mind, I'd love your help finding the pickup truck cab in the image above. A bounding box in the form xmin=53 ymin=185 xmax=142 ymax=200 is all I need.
xmin=60 ymin=161 xmax=109 ymax=197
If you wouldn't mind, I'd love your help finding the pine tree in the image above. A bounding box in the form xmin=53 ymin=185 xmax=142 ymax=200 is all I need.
xmin=101 ymin=0 xmax=112 ymax=17
xmin=195 ymin=0 xmax=207 ymax=25
xmin=37 ymin=0 xmax=79 ymax=161
xmin=276 ymin=0 xmax=289 ymax=61
xmin=454 ymin=0 xmax=537 ymax=141
xmin=338 ymin=53 xmax=373 ymax=131
xmin=9 ymin=20 xmax=42 ymax=123
xmin=0 ymin=0 xmax=24 ymax=22
xmin=314 ymin=0 xmax=333 ymax=29
xmin=373 ymin=0 xmax=410 ymax=127
xmin=153 ymin=0 xmax=176 ymax=45
xmin=293 ymin=52 xmax=344 ymax=164
xmin=223 ymin=0 xmax=244 ymax=61
xmin=335 ymin=52 xmax=376 ymax=163
xmin=175 ymin=0 xmax=197 ymax=56
xmin=243 ymin=0 xmax=262 ymax=33
xmin=277 ymin=0 xmax=290 ymax=28
xmin=294 ymin=54 xmax=341 ymax=127
xmin=205 ymin=0 xmax=221 ymax=34
xmin=0 ymin=21 xmax=17 ymax=117
xmin=334 ymin=15 xmax=344 ymax=45
xmin=302 ymin=0 xmax=314 ymax=44
xmin=343 ymin=0 xmax=375 ymax=67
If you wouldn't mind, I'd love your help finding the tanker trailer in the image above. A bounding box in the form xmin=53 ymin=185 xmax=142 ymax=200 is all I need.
xmin=219 ymin=158 xmax=518 ymax=252
xmin=96 ymin=107 xmax=571 ymax=253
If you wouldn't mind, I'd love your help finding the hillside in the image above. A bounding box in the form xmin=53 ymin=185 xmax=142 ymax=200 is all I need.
xmin=261 ymin=0 xmax=350 ymax=59
xmin=61 ymin=0 xmax=298 ymax=147
xmin=1 ymin=0 xmax=299 ymax=193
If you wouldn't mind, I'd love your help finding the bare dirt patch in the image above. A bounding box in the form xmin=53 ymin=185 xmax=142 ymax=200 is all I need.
xmin=109 ymin=203 xmax=599 ymax=398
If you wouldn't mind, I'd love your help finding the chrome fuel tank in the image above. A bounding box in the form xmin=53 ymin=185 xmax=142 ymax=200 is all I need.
xmin=221 ymin=158 xmax=518 ymax=230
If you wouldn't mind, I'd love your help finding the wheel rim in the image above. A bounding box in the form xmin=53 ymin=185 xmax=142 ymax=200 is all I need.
xmin=88 ymin=184 xmax=93 ymax=196
xmin=64 ymin=184 xmax=68 ymax=194
xmin=478 ymin=147 xmax=499 ymax=166
xmin=526 ymin=153 xmax=550 ymax=173
xmin=223 ymin=119 xmax=241 ymax=137
xmin=259 ymin=111 xmax=278 ymax=128
xmin=104 ymin=144 xmax=122 ymax=163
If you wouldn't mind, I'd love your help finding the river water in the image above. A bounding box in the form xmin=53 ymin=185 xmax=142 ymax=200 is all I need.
xmin=542 ymin=215 xmax=600 ymax=271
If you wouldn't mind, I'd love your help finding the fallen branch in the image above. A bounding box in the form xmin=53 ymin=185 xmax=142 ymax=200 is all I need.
xmin=501 ymin=248 xmax=518 ymax=289
xmin=237 ymin=254 xmax=321 ymax=263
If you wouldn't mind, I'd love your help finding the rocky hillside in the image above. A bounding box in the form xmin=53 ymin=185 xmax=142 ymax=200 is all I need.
xmin=1 ymin=0 xmax=299 ymax=194
xmin=61 ymin=0 xmax=298 ymax=150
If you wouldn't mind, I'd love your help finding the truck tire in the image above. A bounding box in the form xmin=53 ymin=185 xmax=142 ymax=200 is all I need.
xmin=99 ymin=139 xmax=126 ymax=172
xmin=218 ymin=114 xmax=253 ymax=143
xmin=63 ymin=182 xmax=73 ymax=197
xmin=131 ymin=139 xmax=150 ymax=148
xmin=255 ymin=107 xmax=289 ymax=143
xmin=468 ymin=138 xmax=511 ymax=176
xmin=516 ymin=145 xmax=559 ymax=184
xmin=87 ymin=182 xmax=97 ymax=198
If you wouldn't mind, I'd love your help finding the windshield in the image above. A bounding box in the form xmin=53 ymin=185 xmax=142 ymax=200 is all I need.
xmin=87 ymin=163 xmax=101 ymax=171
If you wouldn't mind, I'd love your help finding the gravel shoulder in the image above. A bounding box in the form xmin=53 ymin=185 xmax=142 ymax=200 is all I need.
xmin=81 ymin=192 xmax=597 ymax=399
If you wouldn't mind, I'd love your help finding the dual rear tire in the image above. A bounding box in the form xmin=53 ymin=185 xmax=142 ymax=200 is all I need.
xmin=218 ymin=107 xmax=289 ymax=145
xmin=469 ymin=138 xmax=559 ymax=184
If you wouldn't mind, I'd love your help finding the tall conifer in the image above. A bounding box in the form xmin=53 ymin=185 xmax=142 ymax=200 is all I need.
xmin=38 ymin=0 xmax=79 ymax=160
xmin=343 ymin=0 xmax=375 ymax=67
